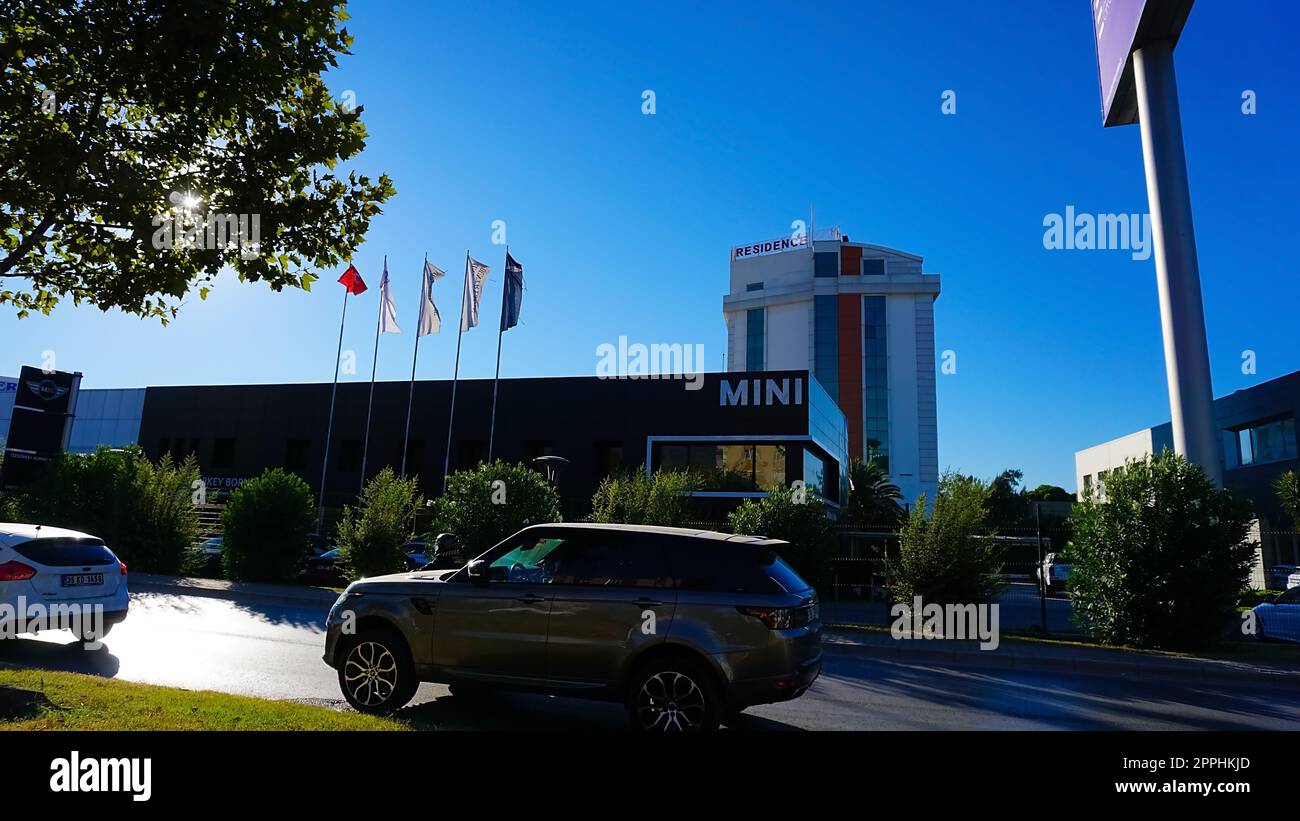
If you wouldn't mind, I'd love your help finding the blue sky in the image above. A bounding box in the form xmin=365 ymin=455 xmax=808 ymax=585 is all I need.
xmin=4 ymin=0 xmax=1298 ymax=491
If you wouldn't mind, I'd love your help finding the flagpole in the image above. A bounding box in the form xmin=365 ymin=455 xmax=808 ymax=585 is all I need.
xmin=317 ymin=286 xmax=350 ymax=534
xmin=400 ymin=254 xmax=426 ymax=477
xmin=359 ymin=254 xmax=385 ymax=495
xmin=443 ymin=251 xmax=469 ymax=491
xmin=487 ymin=245 xmax=507 ymax=463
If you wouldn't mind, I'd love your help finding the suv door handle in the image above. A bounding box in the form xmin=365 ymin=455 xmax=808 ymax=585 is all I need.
xmin=517 ymin=594 xmax=547 ymax=605
xmin=634 ymin=598 xmax=664 ymax=607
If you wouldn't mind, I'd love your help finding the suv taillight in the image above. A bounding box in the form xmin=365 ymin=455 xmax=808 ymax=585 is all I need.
xmin=738 ymin=606 xmax=793 ymax=629
xmin=0 ymin=560 xmax=37 ymax=581
xmin=119 ymin=560 xmax=128 ymax=575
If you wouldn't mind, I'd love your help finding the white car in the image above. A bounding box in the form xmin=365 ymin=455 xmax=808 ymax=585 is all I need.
xmin=0 ymin=523 xmax=129 ymax=642
xmin=1254 ymin=586 xmax=1300 ymax=644
xmin=1036 ymin=552 xmax=1072 ymax=596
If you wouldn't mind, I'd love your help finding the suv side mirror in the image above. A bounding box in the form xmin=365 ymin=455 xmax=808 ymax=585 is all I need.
xmin=466 ymin=559 xmax=489 ymax=584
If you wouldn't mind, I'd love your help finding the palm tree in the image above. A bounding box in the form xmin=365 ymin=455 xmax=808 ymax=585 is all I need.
xmin=846 ymin=458 xmax=904 ymax=527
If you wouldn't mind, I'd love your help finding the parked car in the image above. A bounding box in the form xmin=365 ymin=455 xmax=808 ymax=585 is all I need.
xmin=322 ymin=523 xmax=823 ymax=730
xmin=1253 ymin=586 xmax=1300 ymax=643
xmin=0 ymin=523 xmax=129 ymax=641
xmin=301 ymin=542 xmax=431 ymax=586
xmin=1266 ymin=563 xmax=1297 ymax=591
xmin=188 ymin=536 xmax=224 ymax=575
xmin=1036 ymin=552 xmax=1071 ymax=596
xmin=301 ymin=548 xmax=348 ymax=587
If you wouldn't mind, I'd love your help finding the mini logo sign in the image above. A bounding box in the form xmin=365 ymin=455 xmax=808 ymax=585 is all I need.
xmin=25 ymin=378 xmax=69 ymax=401
xmin=720 ymin=377 xmax=804 ymax=407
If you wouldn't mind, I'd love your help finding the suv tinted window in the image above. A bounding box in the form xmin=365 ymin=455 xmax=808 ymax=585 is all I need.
xmin=665 ymin=542 xmax=807 ymax=593
xmin=485 ymin=534 xmax=569 ymax=583
xmin=549 ymin=535 xmax=669 ymax=588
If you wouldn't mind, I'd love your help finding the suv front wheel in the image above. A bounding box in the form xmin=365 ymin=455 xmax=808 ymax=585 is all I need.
xmin=337 ymin=627 xmax=418 ymax=714
xmin=626 ymin=656 xmax=723 ymax=732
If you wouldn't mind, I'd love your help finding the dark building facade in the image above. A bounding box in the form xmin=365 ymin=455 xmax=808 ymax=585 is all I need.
xmin=135 ymin=370 xmax=848 ymax=518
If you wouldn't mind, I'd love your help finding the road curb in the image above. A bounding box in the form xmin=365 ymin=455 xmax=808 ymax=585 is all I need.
xmin=128 ymin=574 xmax=339 ymax=607
xmin=821 ymin=635 xmax=1300 ymax=687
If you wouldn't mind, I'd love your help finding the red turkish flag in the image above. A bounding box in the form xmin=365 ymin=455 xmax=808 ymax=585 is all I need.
xmin=338 ymin=263 xmax=367 ymax=295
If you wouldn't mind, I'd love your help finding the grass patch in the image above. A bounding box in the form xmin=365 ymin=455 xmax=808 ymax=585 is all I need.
xmin=0 ymin=667 xmax=408 ymax=731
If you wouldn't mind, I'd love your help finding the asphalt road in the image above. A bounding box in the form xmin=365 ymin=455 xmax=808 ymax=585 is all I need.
xmin=4 ymin=589 xmax=1300 ymax=730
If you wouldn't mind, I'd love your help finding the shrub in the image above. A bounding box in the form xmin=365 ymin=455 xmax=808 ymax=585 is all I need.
xmin=336 ymin=468 xmax=423 ymax=580
xmin=1068 ymin=451 xmax=1254 ymax=650
xmin=888 ymin=473 xmax=1001 ymax=606
xmin=589 ymin=467 xmax=697 ymax=526
xmin=727 ymin=486 xmax=837 ymax=593
xmin=221 ymin=468 xmax=316 ymax=583
xmin=23 ymin=446 xmax=199 ymax=573
xmin=1276 ymin=470 xmax=1300 ymax=525
xmin=431 ymin=460 xmax=560 ymax=557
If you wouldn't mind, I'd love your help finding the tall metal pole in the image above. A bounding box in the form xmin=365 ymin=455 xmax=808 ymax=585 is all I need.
xmin=358 ymin=254 xmax=385 ymax=494
xmin=487 ymin=245 xmax=507 ymax=462
xmin=400 ymin=254 xmax=426 ymax=477
xmin=442 ymin=251 xmax=469 ymax=491
xmin=1035 ymin=502 xmax=1047 ymax=633
xmin=1133 ymin=40 xmax=1222 ymax=486
xmin=317 ymin=287 xmax=350 ymax=533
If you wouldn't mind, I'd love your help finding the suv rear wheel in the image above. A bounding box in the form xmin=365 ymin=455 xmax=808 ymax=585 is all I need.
xmin=626 ymin=656 xmax=722 ymax=732
xmin=337 ymin=627 xmax=417 ymax=714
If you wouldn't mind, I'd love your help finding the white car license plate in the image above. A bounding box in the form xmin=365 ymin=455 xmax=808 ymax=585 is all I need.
xmin=61 ymin=573 xmax=104 ymax=588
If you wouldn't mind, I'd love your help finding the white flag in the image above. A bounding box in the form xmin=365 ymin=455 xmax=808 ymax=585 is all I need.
xmin=378 ymin=260 xmax=400 ymax=334
xmin=418 ymin=259 xmax=444 ymax=336
xmin=460 ymin=255 xmax=490 ymax=331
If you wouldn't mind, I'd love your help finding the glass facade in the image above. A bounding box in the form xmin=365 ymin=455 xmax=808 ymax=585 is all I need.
xmin=653 ymin=442 xmax=786 ymax=492
xmin=745 ymin=307 xmax=764 ymax=369
xmin=813 ymin=295 xmax=838 ymax=402
xmin=863 ymin=295 xmax=889 ymax=470
xmin=1236 ymin=416 xmax=1297 ymax=466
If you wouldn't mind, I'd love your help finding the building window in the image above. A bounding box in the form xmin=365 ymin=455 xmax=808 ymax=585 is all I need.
xmin=594 ymin=441 xmax=625 ymax=477
xmin=803 ymin=448 xmax=828 ymax=499
xmin=746 ymin=281 xmax=764 ymax=292
xmin=284 ymin=439 xmax=310 ymax=473
xmin=745 ymin=308 xmax=764 ymax=370
xmin=862 ymin=258 xmax=885 ymax=276
xmin=1236 ymin=416 xmax=1297 ymax=466
xmin=814 ymin=251 xmax=838 ymax=278
xmin=651 ymin=442 xmax=786 ymax=492
xmin=211 ymin=438 xmax=236 ymax=471
xmin=1083 ymin=474 xmax=1093 ymax=497
xmin=814 ymin=295 xmax=838 ymax=402
xmin=337 ymin=439 xmax=362 ymax=472
xmin=863 ymin=295 xmax=889 ymax=471
xmin=754 ymin=445 xmax=786 ymax=490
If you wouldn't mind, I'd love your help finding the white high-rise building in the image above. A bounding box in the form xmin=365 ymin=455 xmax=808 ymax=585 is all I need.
xmin=722 ymin=229 xmax=941 ymax=505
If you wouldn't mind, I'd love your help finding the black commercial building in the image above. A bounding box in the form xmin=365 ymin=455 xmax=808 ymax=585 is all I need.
xmin=136 ymin=369 xmax=849 ymax=518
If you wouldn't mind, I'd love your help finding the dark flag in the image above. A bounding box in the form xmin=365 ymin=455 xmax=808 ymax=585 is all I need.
xmin=500 ymin=251 xmax=523 ymax=331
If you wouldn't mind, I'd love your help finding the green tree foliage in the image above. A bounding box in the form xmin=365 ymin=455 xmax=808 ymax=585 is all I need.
xmin=221 ymin=468 xmax=316 ymax=583
xmin=1069 ymin=452 xmax=1254 ymax=650
xmin=1275 ymin=471 xmax=1300 ymax=525
xmin=22 ymin=446 xmax=199 ymax=572
xmin=0 ymin=0 xmax=394 ymax=320
xmin=727 ymin=486 xmax=837 ymax=593
xmin=888 ymin=473 xmax=1001 ymax=605
xmin=844 ymin=458 xmax=903 ymax=527
xmin=589 ymin=468 xmax=697 ymax=526
xmin=335 ymin=468 xmax=423 ymax=580
xmin=431 ymin=461 xmax=560 ymax=558
xmin=1025 ymin=484 xmax=1074 ymax=503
